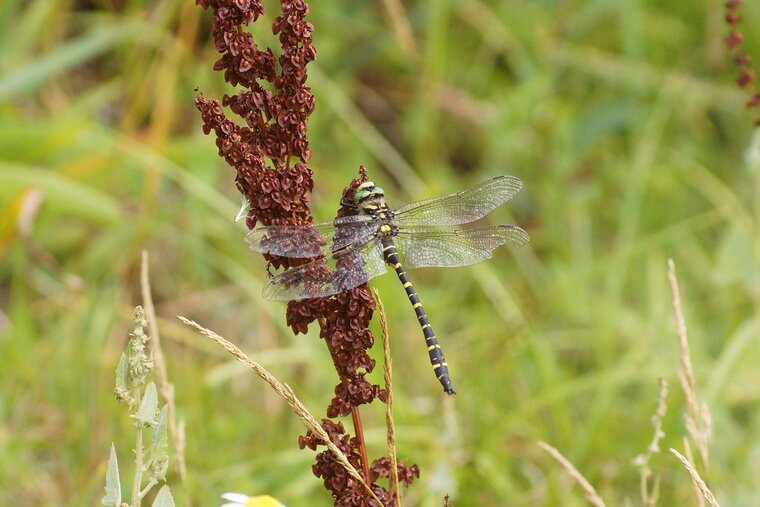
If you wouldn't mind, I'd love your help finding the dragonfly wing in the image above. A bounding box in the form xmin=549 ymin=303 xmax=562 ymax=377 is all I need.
xmin=393 ymin=175 xmax=523 ymax=226
xmin=394 ymin=225 xmax=529 ymax=269
xmin=246 ymin=215 xmax=375 ymax=258
xmin=262 ymin=237 xmax=387 ymax=301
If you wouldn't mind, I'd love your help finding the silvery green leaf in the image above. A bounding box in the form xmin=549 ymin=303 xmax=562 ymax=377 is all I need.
xmin=133 ymin=382 xmax=158 ymax=425
xmin=101 ymin=444 xmax=121 ymax=506
xmin=146 ymin=405 xmax=170 ymax=481
xmin=150 ymin=485 xmax=175 ymax=507
xmin=150 ymin=405 xmax=169 ymax=455
xmin=115 ymin=353 xmax=127 ymax=391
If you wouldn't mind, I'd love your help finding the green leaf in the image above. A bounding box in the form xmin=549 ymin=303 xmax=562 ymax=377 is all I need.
xmin=115 ymin=353 xmax=127 ymax=392
xmin=0 ymin=20 xmax=142 ymax=100
xmin=150 ymin=485 xmax=175 ymax=507
xmin=146 ymin=405 xmax=170 ymax=481
xmin=101 ymin=444 xmax=121 ymax=507
xmin=150 ymin=405 xmax=169 ymax=457
xmin=133 ymin=382 xmax=158 ymax=426
xmin=714 ymin=223 xmax=756 ymax=287
xmin=0 ymin=163 xmax=121 ymax=223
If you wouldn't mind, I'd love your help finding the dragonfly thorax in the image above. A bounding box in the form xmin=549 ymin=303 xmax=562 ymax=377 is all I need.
xmin=353 ymin=183 xmax=399 ymax=238
xmin=354 ymin=182 xmax=393 ymax=218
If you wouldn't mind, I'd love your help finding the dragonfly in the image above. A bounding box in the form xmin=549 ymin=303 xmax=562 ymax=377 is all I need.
xmin=246 ymin=175 xmax=529 ymax=395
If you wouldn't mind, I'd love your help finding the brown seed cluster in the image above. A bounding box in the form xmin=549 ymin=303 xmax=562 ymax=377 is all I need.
xmin=195 ymin=1 xmax=417 ymax=502
xmin=724 ymin=0 xmax=760 ymax=125
xmin=195 ymin=0 xmax=315 ymax=243
xmin=285 ymin=170 xmax=387 ymax=417
xmin=299 ymin=420 xmax=419 ymax=506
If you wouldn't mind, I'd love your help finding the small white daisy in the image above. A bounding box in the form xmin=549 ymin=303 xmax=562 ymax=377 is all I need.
xmin=221 ymin=492 xmax=285 ymax=507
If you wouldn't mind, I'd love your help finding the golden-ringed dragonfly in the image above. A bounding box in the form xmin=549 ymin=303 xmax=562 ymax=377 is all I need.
xmin=246 ymin=175 xmax=529 ymax=395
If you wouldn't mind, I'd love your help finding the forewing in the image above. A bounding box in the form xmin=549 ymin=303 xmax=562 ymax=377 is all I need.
xmin=394 ymin=225 xmax=529 ymax=269
xmin=262 ymin=237 xmax=387 ymax=301
xmin=393 ymin=175 xmax=523 ymax=226
xmin=246 ymin=215 xmax=375 ymax=258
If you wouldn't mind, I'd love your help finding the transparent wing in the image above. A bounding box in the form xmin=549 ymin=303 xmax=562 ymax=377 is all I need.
xmin=394 ymin=225 xmax=529 ymax=269
xmin=246 ymin=214 xmax=376 ymax=258
xmin=393 ymin=175 xmax=523 ymax=227
xmin=262 ymin=236 xmax=387 ymax=301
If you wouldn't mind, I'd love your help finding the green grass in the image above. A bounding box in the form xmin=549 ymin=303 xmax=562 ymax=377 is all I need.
xmin=1 ymin=0 xmax=760 ymax=505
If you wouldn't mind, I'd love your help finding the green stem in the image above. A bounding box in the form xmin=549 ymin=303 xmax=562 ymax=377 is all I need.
xmin=139 ymin=479 xmax=159 ymax=500
xmin=131 ymin=387 xmax=144 ymax=507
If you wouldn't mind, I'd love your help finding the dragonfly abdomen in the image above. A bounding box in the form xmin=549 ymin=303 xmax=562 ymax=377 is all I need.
xmin=382 ymin=242 xmax=455 ymax=395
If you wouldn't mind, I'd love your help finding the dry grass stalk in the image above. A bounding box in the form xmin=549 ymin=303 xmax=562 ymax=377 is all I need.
xmin=537 ymin=441 xmax=606 ymax=507
xmin=380 ymin=0 xmax=416 ymax=54
xmin=140 ymin=251 xmax=189 ymax=502
xmin=177 ymin=316 xmax=382 ymax=505
xmin=683 ymin=438 xmax=705 ymax=507
xmin=633 ymin=377 xmax=668 ymax=506
xmin=669 ymin=448 xmax=720 ymax=507
xmin=667 ymin=259 xmax=711 ymax=466
xmin=374 ymin=289 xmax=401 ymax=506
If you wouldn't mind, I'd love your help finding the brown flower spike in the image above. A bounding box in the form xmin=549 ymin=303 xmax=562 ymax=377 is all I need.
xmin=195 ymin=1 xmax=417 ymax=504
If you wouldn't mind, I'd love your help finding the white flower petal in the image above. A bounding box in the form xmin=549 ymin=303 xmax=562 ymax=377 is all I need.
xmin=221 ymin=491 xmax=250 ymax=505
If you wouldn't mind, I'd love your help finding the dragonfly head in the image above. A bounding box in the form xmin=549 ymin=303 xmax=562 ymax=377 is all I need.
xmin=353 ymin=181 xmax=386 ymax=206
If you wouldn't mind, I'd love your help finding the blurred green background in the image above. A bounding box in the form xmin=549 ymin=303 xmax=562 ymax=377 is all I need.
xmin=2 ymin=0 xmax=760 ymax=505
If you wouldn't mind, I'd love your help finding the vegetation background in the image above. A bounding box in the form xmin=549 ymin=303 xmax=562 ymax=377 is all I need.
xmin=1 ymin=0 xmax=759 ymax=505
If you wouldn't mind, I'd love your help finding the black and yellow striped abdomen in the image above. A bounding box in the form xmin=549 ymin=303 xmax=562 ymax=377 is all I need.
xmin=382 ymin=240 xmax=455 ymax=395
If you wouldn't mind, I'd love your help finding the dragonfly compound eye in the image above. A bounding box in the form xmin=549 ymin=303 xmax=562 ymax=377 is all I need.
xmin=353 ymin=189 xmax=370 ymax=203
xmin=354 ymin=181 xmax=377 ymax=203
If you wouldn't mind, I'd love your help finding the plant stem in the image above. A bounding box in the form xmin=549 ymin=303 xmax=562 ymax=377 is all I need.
xmin=131 ymin=382 xmax=144 ymax=507
xmin=132 ymin=424 xmax=143 ymax=506
xmin=350 ymin=406 xmax=371 ymax=484
xmin=139 ymin=479 xmax=159 ymax=500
